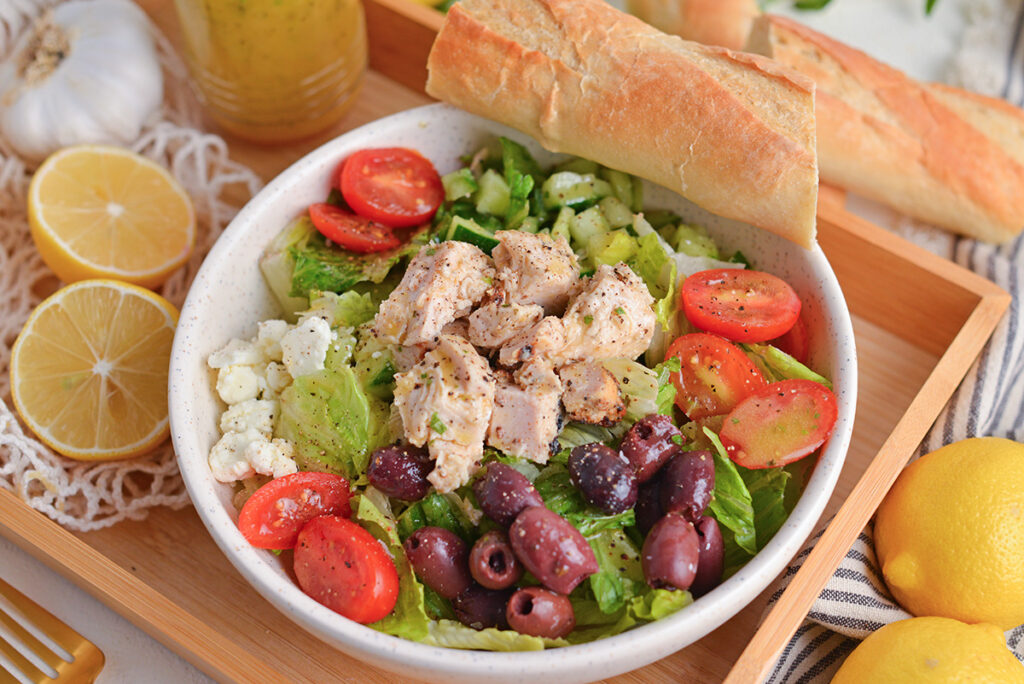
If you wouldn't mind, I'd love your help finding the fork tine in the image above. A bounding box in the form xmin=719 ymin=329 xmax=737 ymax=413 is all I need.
xmin=0 ymin=579 xmax=104 ymax=683
xmin=0 ymin=631 xmax=49 ymax=683
xmin=0 ymin=608 xmax=66 ymax=672
xmin=0 ymin=580 xmax=79 ymax=657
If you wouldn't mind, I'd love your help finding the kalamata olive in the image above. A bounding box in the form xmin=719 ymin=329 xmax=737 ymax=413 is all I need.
xmin=568 ymin=443 xmax=638 ymax=514
xmin=473 ymin=462 xmax=545 ymax=526
xmin=506 ymin=587 xmax=576 ymax=639
xmin=635 ymin=477 xmax=663 ymax=536
xmin=367 ymin=443 xmax=432 ymax=501
xmin=509 ymin=506 xmax=599 ymax=595
xmin=690 ymin=516 xmax=725 ymax=597
xmin=469 ymin=530 xmax=523 ymax=590
xmin=660 ymin=450 xmax=715 ymax=523
xmin=619 ymin=414 xmax=684 ymax=482
xmin=641 ymin=512 xmax=700 ymax=591
xmin=452 ymin=584 xmax=514 ymax=630
xmin=403 ymin=526 xmax=472 ymax=599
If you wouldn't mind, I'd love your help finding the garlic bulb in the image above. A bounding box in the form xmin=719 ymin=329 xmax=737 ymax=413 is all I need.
xmin=0 ymin=0 xmax=163 ymax=163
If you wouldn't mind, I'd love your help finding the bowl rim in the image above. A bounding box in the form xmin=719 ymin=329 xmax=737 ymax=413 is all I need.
xmin=170 ymin=102 xmax=858 ymax=681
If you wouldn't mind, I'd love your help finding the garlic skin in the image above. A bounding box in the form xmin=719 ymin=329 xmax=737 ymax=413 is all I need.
xmin=0 ymin=0 xmax=163 ymax=163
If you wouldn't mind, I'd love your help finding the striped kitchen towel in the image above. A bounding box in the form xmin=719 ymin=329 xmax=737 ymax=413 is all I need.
xmin=765 ymin=1 xmax=1024 ymax=681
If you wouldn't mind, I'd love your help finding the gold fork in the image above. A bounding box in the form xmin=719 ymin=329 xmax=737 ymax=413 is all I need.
xmin=0 ymin=577 xmax=104 ymax=683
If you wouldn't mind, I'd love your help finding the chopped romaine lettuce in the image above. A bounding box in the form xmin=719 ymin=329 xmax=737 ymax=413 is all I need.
xmin=600 ymin=358 xmax=659 ymax=423
xmin=277 ymin=365 xmax=376 ymax=478
xmin=305 ymin=290 xmax=377 ymax=329
xmin=259 ymin=216 xmax=319 ymax=320
xmin=586 ymin=529 xmax=645 ymax=614
xmin=396 ymin=491 xmax=474 ymax=542
xmin=533 ymin=463 xmax=635 ymax=536
xmin=557 ymin=421 xmax=628 ymax=450
xmin=740 ymin=466 xmax=791 ymax=550
xmin=741 ymin=343 xmax=833 ymax=390
xmin=423 ymin=620 xmax=568 ymax=651
xmin=356 ymin=493 xmax=431 ymax=641
xmin=653 ymin=357 xmax=680 ymax=416
xmin=702 ymin=427 xmax=757 ymax=556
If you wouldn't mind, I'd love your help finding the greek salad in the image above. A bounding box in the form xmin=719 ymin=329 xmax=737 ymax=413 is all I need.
xmin=205 ymin=138 xmax=838 ymax=649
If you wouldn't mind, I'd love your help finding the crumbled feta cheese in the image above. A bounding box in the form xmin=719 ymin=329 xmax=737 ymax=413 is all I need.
xmin=256 ymin=320 xmax=290 ymax=361
xmin=219 ymin=398 xmax=278 ymax=436
xmin=208 ymin=339 xmax=264 ymax=369
xmin=265 ymin=361 xmax=292 ymax=395
xmin=216 ymin=365 xmax=260 ymax=405
xmin=208 ymin=429 xmax=263 ymax=482
xmin=280 ymin=316 xmax=333 ymax=378
xmin=246 ymin=438 xmax=298 ymax=479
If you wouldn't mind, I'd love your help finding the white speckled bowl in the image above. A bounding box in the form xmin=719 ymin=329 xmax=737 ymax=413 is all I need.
xmin=170 ymin=103 xmax=857 ymax=684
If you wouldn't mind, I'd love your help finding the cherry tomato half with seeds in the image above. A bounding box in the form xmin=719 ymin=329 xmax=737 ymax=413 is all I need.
xmin=308 ymin=202 xmax=402 ymax=253
xmin=681 ymin=269 xmax=801 ymax=343
xmin=293 ymin=515 xmax=399 ymax=624
xmin=768 ymin=315 xmax=809 ymax=364
xmin=666 ymin=333 xmax=767 ymax=419
xmin=719 ymin=378 xmax=838 ymax=469
xmin=237 ymin=472 xmax=352 ymax=549
xmin=339 ymin=147 xmax=444 ymax=228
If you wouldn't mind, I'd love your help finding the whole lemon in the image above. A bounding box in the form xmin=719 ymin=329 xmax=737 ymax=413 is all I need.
xmin=832 ymin=617 xmax=1024 ymax=683
xmin=874 ymin=437 xmax=1024 ymax=630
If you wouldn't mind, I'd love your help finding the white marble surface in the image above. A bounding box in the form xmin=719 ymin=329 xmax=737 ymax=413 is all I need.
xmin=0 ymin=1 xmax=978 ymax=682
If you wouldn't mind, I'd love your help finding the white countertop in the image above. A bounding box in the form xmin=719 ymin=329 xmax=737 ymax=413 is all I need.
xmin=0 ymin=1 xmax=978 ymax=682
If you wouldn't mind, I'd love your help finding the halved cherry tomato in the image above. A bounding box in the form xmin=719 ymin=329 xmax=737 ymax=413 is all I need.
xmin=667 ymin=333 xmax=767 ymax=419
xmin=308 ymin=202 xmax=402 ymax=253
xmin=294 ymin=515 xmax=399 ymax=623
xmin=339 ymin=147 xmax=444 ymax=228
xmin=681 ymin=269 xmax=801 ymax=343
xmin=769 ymin=315 xmax=809 ymax=364
xmin=719 ymin=379 xmax=838 ymax=469
xmin=237 ymin=472 xmax=351 ymax=549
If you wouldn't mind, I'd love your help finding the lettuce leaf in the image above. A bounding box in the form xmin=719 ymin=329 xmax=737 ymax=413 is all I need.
xmin=702 ymin=427 xmax=757 ymax=556
xmin=566 ymin=588 xmax=691 ymax=644
xmin=533 ymin=464 xmax=635 ymax=536
xmin=586 ymin=529 xmax=645 ymax=614
xmin=423 ymin=620 xmax=568 ymax=651
xmin=600 ymin=358 xmax=659 ymax=423
xmin=356 ymin=494 xmax=431 ymax=641
xmin=653 ymin=357 xmax=680 ymax=416
xmin=396 ymin=491 xmax=474 ymax=542
xmin=277 ymin=365 xmax=375 ymax=477
xmin=305 ymin=290 xmax=377 ymax=329
xmin=739 ymin=466 xmax=791 ymax=550
xmin=741 ymin=343 xmax=833 ymax=390
xmin=557 ymin=421 xmax=628 ymax=450
xmin=286 ymin=217 xmax=425 ymax=298
xmin=628 ymin=587 xmax=692 ymax=621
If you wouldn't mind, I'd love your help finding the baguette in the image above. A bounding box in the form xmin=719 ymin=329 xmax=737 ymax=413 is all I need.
xmin=626 ymin=0 xmax=759 ymax=51
xmin=426 ymin=0 xmax=820 ymax=248
xmin=747 ymin=14 xmax=1024 ymax=243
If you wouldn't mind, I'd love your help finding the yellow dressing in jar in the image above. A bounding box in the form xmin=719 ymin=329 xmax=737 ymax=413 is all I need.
xmin=174 ymin=0 xmax=367 ymax=143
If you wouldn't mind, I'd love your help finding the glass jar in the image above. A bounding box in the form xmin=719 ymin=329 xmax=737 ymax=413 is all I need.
xmin=174 ymin=0 xmax=367 ymax=143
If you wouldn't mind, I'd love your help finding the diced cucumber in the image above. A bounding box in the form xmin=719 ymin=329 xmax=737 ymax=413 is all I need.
xmin=442 ymin=168 xmax=478 ymax=201
xmin=517 ymin=216 xmax=541 ymax=233
xmin=551 ymin=206 xmax=575 ymax=244
xmin=474 ymin=168 xmax=511 ymax=216
xmin=672 ymin=223 xmax=720 ymax=259
xmin=643 ymin=209 xmax=683 ymax=230
xmin=600 ymin=168 xmax=634 ymax=208
xmin=505 ymin=196 xmax=530 ymax=230
xmin=571 ymin=205 xmax=611 ymax=250
xmin=598 ymin=196 xmax=635 ymax=229
xmin=589 ymin=229 xmax=638 ymax=267
xmin=554 ymin=157 xmax=600 ymax=176
xmin=447 ymin=215 xmax=500 ymax=254
xmin=542 ymin=172 xmax=613 ymax=210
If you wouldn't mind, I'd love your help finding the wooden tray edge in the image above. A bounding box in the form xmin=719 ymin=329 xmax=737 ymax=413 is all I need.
xmin=724 ymin=206 xmax=1011 ymax=683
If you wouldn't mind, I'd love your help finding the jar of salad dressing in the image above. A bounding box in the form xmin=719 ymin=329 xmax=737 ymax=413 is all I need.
xmin=173 ymin=0 xmax=367 ymax=143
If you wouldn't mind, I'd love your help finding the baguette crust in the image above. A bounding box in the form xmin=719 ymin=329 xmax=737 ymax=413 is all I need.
xmin=752 ymin=14 xmax=1024 ymax=243
xmin=627 ymin=0 xmax=759 ymax=51
xmin=427 ymin=0 xmax=819 ymax=248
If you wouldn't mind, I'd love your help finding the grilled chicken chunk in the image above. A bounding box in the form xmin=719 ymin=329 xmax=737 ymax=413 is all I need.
xmin=492 ymin=231 xmax=580 ymax=314
xmin=559 ymin=361 xmax=625 ymax=426
xmin=393 ymin=334 xmax=496 ymax=492
xmin=468 ymin=286 xmax=545 ymax=349
xmin=374 ymin=241 xmax=494 ymax=346
xmin=498 ymin=263 xmax=656 ymax=366
xmin=487 ymin=365 xmax=562 ymax=464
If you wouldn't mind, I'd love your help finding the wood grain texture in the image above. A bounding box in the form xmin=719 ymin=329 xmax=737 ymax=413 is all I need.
xmin=0 ymin=3 xmax=1008 ymax=683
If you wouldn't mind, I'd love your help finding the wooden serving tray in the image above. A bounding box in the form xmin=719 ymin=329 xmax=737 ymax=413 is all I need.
xmin=0 ymin=3 xmax=1011 ymax=683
